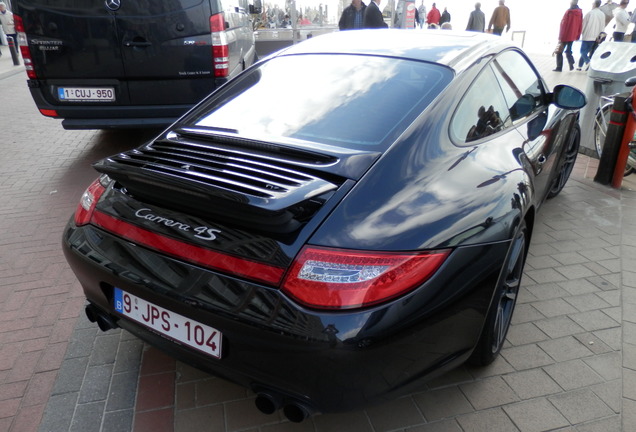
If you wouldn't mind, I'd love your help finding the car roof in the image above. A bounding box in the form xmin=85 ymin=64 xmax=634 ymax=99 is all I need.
xmin=276 ymin=29 xmax=516 ymax=74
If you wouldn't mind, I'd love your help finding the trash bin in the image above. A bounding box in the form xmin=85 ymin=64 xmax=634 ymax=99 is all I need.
xmin=580 ymin=41 xmax=636 ymax=155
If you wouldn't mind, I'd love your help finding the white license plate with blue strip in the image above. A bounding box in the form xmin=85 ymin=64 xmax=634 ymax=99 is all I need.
xmin=114 ymin=288 xmax=222 ymax=359
xmin=58 ymin=87 xmax=115 ymax=102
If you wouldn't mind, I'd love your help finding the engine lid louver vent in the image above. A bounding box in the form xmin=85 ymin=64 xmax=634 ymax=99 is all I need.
xmin=93 ymin=131 xmax=344 ymax=232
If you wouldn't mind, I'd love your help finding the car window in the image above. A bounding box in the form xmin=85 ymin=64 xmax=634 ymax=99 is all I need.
xmin=450 ymin=66 xmax=512 ymax=144
xmin=186 ymin=54 xmax=453 ymax=150
xmin=491 ymin=50 xmax=546 ymax=122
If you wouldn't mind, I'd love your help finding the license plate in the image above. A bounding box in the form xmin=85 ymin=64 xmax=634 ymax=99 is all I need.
xmin=114 ymin=288 xmax=222 ymax=359
xmin=58 ymin=87 xmax=115 ymax=102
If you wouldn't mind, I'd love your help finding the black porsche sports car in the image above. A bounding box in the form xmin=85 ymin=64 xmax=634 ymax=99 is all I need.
xmin=63 ymin=30 xmax=586 ymax=421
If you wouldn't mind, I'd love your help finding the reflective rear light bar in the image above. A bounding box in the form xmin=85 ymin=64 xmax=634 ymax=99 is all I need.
xmin=90 ymin=211 xmax=285 ymax=286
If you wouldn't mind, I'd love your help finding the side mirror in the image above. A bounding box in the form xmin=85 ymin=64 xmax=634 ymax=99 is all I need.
xmin=551 ymin=85 xmax=586 ymax=109
xmin=626 ymin=76 xmax=636 ymax=88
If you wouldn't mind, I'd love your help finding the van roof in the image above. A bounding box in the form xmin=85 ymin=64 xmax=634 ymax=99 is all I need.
xmin=276 ymin=30 xmax=515 ymax=73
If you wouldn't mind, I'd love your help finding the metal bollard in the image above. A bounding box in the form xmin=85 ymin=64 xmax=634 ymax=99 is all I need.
xmin=7 ymin=36 xmax=20 ymax=66
xmin=594 ymin=94 xmax=629 ymax=186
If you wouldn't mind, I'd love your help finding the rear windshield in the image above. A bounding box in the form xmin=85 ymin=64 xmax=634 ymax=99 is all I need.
xmin=186 ymin=54 xmax=453 ymax=150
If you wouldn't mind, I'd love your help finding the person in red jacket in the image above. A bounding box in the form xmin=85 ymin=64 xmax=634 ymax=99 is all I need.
xmin=427 ymin=3 xmax=441 ymax=25
xmin=554 ymin=0 xmax=583 ymax=72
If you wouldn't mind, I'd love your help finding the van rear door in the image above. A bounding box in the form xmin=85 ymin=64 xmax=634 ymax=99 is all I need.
xmin=115 ymin=0 xmax=220 ymax=105
xmin=17 ymin=1 xmax=124 ymax=79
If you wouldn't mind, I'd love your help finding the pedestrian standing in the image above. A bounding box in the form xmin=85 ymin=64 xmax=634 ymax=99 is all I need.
xmin=440 ymin=7 xmax=451 ymax=25
xmin=578 ymin=0 xmax=605 ymax=69
xmin=418 ymin=1 xmax=427 ymax=28
xmin=466 ymin=2 xmax=486 ymax=32
xmin=339 ymin=0 xmax=367 ymax=30
xmin=612 ymin=0 xmax=630 ymax=41
xmin=488 ymin=0 xmax=511 ymax=35
xmin=427 ymin=3 xmax=441 ymax=26
xmin=0 ymin=2 xmax=16 ymax=50
xmin=363 ymin=0 xmax=388 ymax=28
xmin=554 ymin=0 xmax=583 ymax=72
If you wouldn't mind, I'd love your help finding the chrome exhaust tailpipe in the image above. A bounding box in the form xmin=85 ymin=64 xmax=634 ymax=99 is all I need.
xmin=255 ymin=392 xmax=283 ymax=415
xmin=283 ymin=403 xmax=313 ymax=423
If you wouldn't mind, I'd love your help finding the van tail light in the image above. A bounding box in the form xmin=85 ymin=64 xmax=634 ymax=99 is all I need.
xmin=14 ymin=15 xmax=36 ymax=79
xmin=39 ymin=109 xmax=59 ymax=117
xmin=210 ymin=13 xmax=229 ymax=78
xmin=281 ymin=246 xmax=451 ymax=310
xmin=74 ymin=176 xmax=109 ymax=226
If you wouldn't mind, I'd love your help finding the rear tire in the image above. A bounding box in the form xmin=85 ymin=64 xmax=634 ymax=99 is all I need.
xmin=468 ymin=220 xmax=528 ymax=366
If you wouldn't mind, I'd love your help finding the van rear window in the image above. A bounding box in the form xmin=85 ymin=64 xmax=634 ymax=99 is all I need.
xmin=187 ymin=54 xmax=452 ymax=150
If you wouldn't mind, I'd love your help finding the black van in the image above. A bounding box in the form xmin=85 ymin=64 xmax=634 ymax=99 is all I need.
xmin=14 ymin=0 xmax=256 ymax=129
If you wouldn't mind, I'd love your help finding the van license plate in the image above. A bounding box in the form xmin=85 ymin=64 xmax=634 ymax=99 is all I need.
xmin=58 ymin=87 xmax=115 ymax=102
xmin=113 ymin=288 xmax=222 ymax=359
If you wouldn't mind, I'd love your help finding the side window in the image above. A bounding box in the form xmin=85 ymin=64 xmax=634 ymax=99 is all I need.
xmin=451 ymin=67 xmax=512 ymax=144
xmin=491 ymin=50 xmax=546 ymax=122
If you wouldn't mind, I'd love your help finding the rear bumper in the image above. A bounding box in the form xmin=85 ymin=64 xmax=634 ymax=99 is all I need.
xmin=26 ymin=77 xmax=227 ymax=129
xmin=62 ymin=220 xmax=509 ymax=412
xmin=60 ymin=117 xmax=180 ymax=130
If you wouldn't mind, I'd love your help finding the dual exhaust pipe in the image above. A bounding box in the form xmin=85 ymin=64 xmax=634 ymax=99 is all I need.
xmin=86 ymin=305 xmax=314 ymax=422
xmin=85 ymin=304 xmax=118 ymax=332
xmin=255 ymin=391 xmax=314 ymax=423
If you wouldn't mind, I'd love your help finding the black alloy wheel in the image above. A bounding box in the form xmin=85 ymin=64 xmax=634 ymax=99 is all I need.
xmin=469 ymin=220 xmax=528 ymax=366
xmin=547 ymin=124 xmax=580 ymax=199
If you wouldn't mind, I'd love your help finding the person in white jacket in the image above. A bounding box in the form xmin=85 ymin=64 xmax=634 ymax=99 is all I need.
xmin=0 ymin=2 xmax=16 ymax=50
xmin=578 ymin=0 xmax=606 ymax=69
xmin=612 ymin=0 xmax=630 ymax=41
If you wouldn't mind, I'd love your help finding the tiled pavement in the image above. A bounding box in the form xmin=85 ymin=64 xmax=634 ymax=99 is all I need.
xmin=2 ymin=41 xmax=636 ymax=432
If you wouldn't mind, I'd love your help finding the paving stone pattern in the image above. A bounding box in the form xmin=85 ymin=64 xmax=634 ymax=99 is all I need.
xmin=2 ymin=45 xmax=636 ymax=431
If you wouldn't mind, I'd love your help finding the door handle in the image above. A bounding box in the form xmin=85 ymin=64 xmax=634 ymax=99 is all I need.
xmin=123 ymin=40 xmax=152 ymax=48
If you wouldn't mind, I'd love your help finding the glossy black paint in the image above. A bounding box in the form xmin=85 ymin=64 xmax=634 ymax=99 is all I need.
xmin=63 ymin=221 xmax=508 ymax=412
xmin=62 ymin=30 xmax=584 ymax=413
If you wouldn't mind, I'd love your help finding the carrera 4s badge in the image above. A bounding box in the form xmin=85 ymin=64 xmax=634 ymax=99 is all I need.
xmin=134 ymin=208 xmax=221 ymax=241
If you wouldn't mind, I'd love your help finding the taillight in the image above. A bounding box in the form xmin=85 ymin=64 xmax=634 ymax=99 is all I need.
xmin=210 ymin=13 xmax=229 ymax=78
xmin=281 ymin=246 xmax=451 ymax=310
xmin=14 ymin=15 xmax=36 ymax=79
xmin=74 ymin=176 xmax=109 ymax=226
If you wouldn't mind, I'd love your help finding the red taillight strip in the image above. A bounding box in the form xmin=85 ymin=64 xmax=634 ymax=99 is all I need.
xmin=90 ymin=210 xmax=285 ymax=285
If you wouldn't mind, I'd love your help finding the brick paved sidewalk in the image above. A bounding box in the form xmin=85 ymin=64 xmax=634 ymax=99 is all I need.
xmin=2 ymin=48 xmax=636 ymax=432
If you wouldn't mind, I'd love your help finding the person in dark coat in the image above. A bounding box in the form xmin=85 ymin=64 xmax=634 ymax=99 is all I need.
xmin=363 ymin=0 xmax=388 ymax=28
xmin=339 ymin=0 xmax=367 ymax=30
xmin=554 ymin=0 xmax=583 ymax=71
xmin=466 ymin=2 xmax=485 ymax=32
xmin=440 ymin=7 xmax=451 ymax=25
